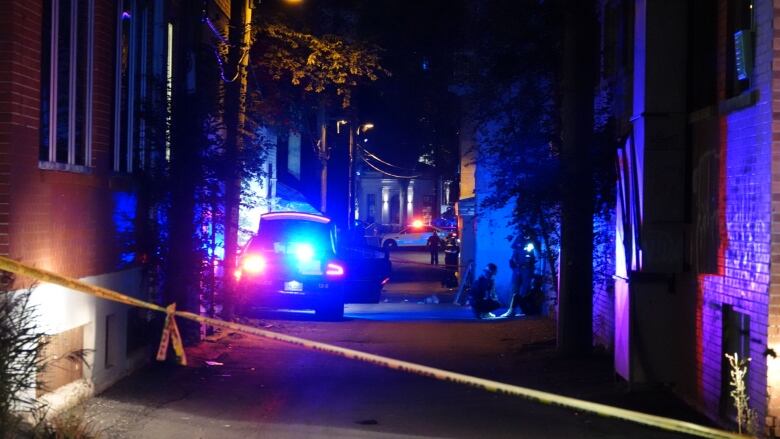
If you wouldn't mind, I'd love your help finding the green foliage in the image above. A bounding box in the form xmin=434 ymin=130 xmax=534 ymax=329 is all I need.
xmin=0 ymin=275 xmax=100 ymax=438
xmin=0 ymin=276 xmax=46 ymax=439
xmin=463 ymin=0 xmax=616 ymax=296
xmin=461 ymin=0 xmax=562 ymax=292
xmin=253 ymin=21 xmax=389 ymax=109
xmin=17 ymin=407 xmax=100 ymax=439
xmin=725 ymin=352 xmax=758 ymax=435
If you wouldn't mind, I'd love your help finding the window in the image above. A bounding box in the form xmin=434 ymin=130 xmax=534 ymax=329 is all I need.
xmin=287 ymin=131 xmax=302 ymax=179
xmin=720 ymin=306 xmax=750 ymax=418
xmin=114 ymin=1 xmax=169 ymax=173
xmin=40 ymin=0 xmax=94 ymax=170
xmin=726 ymin=0 xmax=754 ymax=97
xmin=37 ymin=325 xmax=85 ymax=395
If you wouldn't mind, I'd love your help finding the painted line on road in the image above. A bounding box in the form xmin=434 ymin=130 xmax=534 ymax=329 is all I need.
xmin=0 ymin=256 xmax=745 ymax=439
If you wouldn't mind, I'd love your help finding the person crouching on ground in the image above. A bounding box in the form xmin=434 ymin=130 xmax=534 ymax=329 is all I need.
xmin=470 ymin=263 xmax=502 ymax=319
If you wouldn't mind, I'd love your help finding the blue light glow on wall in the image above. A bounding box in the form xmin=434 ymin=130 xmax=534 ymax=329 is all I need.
xmin=112 ymin=191 xmax=137 ymax=266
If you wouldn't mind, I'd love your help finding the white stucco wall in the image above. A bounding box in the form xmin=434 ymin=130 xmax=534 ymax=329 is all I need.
xmin=474 ymin=164 xmax=516 ymax=304
xmin=24 ymin=267 xmax=146 ymax=412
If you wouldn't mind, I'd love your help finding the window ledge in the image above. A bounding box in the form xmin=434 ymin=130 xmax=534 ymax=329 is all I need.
xmin=38 ymin=161 xmax=93 ymax=174
xmin=718 ymin=89 xmax=759 ymax=115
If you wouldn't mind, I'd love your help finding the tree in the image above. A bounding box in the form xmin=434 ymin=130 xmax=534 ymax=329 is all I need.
xmin=460 ymin=0 xmax=562 ymax=301
xmin=250 ymin=17 xmax=389 ymax=215
xmin=256 ymin=23 xmax=387 ymax=109
xmin=459 ymin=0 xmax=606 ymax=354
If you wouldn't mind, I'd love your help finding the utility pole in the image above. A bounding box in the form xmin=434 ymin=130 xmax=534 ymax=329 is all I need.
xmin=347 ymin=119 xmax=354 ymax=228
xmin=318 ymin=103 xmax=328 ymax=214
xmin=557 ymin=0 xmax=598 ymax=355
xmin=222 ymin=0 xmax=252 ymax=318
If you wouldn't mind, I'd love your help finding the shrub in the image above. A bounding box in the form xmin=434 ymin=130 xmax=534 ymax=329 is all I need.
xmin=0 ymin=275 xmax=45 ymax=439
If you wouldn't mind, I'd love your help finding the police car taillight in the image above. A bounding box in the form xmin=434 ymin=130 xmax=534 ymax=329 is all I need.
xmin=242 ymin=254 xmax=266 ymax=274
xmin=325 ymin=262 xmax=344 ymax=276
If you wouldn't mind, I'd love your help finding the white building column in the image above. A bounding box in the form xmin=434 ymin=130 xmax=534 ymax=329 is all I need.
xmin=407 ymin=181 xmax=414 ymax=221
xmin=381 ymin=186 xmax=390 ymax=224
xmin=399 ymin=185 xmax=406 ymax=225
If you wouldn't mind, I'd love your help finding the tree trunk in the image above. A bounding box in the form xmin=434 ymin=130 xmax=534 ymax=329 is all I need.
xmin=222 ymin=0 xmax=251 ymax=319
xmin=557 ymin=0 xmax=598 ymax=356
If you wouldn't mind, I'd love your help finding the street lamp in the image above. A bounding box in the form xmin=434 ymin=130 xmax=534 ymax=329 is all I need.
xmin=357 ymin=123 xmax=374 ymax=135
xmin=348 ymin=122 xmax=375 ymax=228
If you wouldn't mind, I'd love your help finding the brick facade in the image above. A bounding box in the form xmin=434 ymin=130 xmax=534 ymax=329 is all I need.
xmin=605 ymin=0 xmax=780 ymax=431
xmin=0 ymin=0 xmax=154 ymax=405
xmin=767 ymin=0 xmax=780 ymax=433
xmin=695 ymin=0 xmax=773 ymax=427
xmin=0 ymin=0 xmax=127 ymax=278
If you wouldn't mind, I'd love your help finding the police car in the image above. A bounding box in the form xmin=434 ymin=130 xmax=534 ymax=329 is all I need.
xmin=235 ymin=212 xmax=347 ymax=319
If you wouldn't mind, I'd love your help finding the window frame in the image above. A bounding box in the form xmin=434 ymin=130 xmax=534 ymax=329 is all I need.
xmin=39 ymin=0 xmax=94 ymax=172
xmin=113 ymin=2 xmax=171 ymax=173
xmin=114 ymin=1 xmax=134 ymax=173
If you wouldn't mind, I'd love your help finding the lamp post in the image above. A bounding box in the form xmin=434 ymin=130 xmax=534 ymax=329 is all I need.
xmin=348 ymin=123 xmax=374 ymax=229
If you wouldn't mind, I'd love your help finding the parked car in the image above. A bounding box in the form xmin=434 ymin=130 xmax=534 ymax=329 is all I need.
xmin=338 ymin=244 xmax=391 ymax=304
xmin=236 ymin=212 xmax=390 ymax=319
xmin=381 ymin=225 xmax=444 ymax=249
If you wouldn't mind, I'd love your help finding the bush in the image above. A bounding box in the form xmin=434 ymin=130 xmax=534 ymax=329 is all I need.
xmin=0 ymin=274 xmax=45 ymax=439
xmin=0 ymin=275 xmax=98 ymax=439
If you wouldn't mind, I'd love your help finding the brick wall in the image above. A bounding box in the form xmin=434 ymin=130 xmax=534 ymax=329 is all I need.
xmin=696 ymin=0 xmax=772 ymax=428
xmin=1 ymin=0 xmax=127 ymax=280
xmin=767 ymin=0 xmax=780 ymax=434
xmin=0 ymin=0 xmax=44 ymax=258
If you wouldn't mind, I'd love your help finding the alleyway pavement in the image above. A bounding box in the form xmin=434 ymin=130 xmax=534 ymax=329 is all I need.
xmin=73 ymin=250 xmax=716 ymax=438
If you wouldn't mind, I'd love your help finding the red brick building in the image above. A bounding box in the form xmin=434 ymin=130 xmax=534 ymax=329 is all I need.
xmin=0 ymin=0 xmax=200 ymax=408
xmin=601 ymin=0 xmax=780 ymax=434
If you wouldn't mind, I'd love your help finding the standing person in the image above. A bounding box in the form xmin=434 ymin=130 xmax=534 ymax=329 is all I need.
xmin=441 ymin=233 xmax=460 ymax=287
xmin=427 ymin=230 xmax=441 ymax=265
xmin=503 ymin=237 xmax=538 ymax=317
xmin=503 ymin=237 xmax=527 ymax=318
xmin=444 ymin=233 xmax=460 ymax=267
xmin=469 ymin=263 xmax=502 ymax=319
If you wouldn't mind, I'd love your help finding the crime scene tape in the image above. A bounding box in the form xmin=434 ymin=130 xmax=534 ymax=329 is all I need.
xmin=0 ymin=256 xmax=744 ymax=439
xmin=389 ymin=256 xmax=467 ymax=271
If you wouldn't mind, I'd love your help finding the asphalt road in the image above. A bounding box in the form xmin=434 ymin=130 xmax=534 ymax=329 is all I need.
xmin=76 ymin=250 xmax=711 ymax=438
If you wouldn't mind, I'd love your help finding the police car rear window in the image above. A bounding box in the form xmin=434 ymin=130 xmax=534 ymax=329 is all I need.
xmin=250 ymin=219 xmax=335 ymax=254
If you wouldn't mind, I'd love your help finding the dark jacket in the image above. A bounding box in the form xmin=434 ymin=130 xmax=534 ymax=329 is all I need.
xmin=427 ymin=233 xmax=442 ymax=250
xmin=470 ymin=274 xmax=494 ymax=302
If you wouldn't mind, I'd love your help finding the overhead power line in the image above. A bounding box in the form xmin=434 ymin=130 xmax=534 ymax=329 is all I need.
xmin=361 ymin=156 xmax=421 ymax=179
xmin=360 ymin=146 xmax=417 ymax=171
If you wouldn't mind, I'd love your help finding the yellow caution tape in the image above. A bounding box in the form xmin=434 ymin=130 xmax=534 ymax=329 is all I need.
xmin=389 ymin=256 xmax=467 ymax=271
xmin=0 ymin=256 xmax=745 ymax=439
